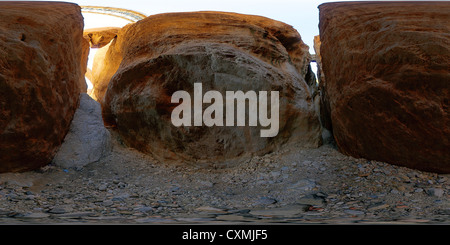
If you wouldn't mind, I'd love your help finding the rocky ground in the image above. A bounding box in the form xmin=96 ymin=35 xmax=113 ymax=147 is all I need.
xmin=0 ymin=130 xmax=448 ymax=224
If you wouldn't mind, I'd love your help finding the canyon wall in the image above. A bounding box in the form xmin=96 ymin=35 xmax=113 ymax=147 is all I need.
xmin=318 ymin=1 xmax=450 ymax=173
xmin=0 ymin=2 xmax=87 ymax=172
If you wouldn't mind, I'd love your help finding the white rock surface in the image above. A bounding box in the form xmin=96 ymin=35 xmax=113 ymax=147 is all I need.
xmin=52 ymin=93 xmax=112 ymax=168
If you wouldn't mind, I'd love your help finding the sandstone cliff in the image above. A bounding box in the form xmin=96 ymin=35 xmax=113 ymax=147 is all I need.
xmin=318 ymin=1 xmax=450 ymax=173
xmin=0 ymin=2 xmax=86 ymax=172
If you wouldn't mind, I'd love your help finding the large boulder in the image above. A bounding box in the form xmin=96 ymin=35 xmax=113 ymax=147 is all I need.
xmin=0 ymin=2 xmax=86 ymax=172
xmin=52 ymin=93 xmax=112 ymax=169
xmin=100 ymin=11 xmax=322 ymax=167
xmin=318 ymin=2 xmax=450 ymax=173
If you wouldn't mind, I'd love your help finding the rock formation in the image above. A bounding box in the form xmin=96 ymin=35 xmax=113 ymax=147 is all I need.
xmin=313 ymin=35 xmax=333 ymax=144
xmin=83 ymin=27 xmax=120 ymax=48
xmin=99 ymin=11 xmax=321 ymax=167
xmin=52 ymin=93 xmax=112 ymax=169
xmin=0 ymin=2 xmax=86 ymax=172
xmin=80 ymin=36 xmax=90 ymax=93
xmin=318 ymin=1 xmax=450 ymax=173
xmin=89 ymin=42 xmax=113 ymax=101
xmin=313 ymin=35 xmax=331 ymax=132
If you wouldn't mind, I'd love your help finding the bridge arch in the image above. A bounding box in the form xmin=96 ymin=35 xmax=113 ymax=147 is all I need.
xmin=80 ymin=6 xmax=147 ymax=22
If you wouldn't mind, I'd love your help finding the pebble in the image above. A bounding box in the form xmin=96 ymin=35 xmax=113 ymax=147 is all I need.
xmin=198 ymin=180 xmax=214 ymax=188
xmin=195 ymin=206 xmax=228 ymax=214
xmin=23 ymin=212 xmax=50 ymax=219
xmin=48 ymin=207 xmax=67 ymax=214
xmin=427 ymin=188 xmax=444 ymax=197
xmin=253 ymin=197 xmax=277 ymax=206
xmin=216 ymin=214 xmax=247 ymax=221
xmin=135 ymin=217 xmax=176 ymax=223
xmin=270 ymin=171 xmax=281 ymax=178
xmin=98 ymin=183 xmax=108 ymax=191
xmin=175 ymin=217 xmax=217 ymax=223
xmin=344 ymin=209 xmax=365 ymax=216
xmin=0 ymin=143 xmax=448 ymax=224
xmin=54 ymin=212 xmax=96 ymax=218
xmin=297 ymin=195 xmax=325 ymax=206
xmin=135 ymin=206 xmax=153 ymax=213
xmin=289 ymin=179 xmax=317 ymax=192
xmin=102 ymin=200 xmax=114 ymax=207
xmin=250 ymin=205 xmax=308 ymax=217
xmin=367 ymin=203 xmax=389 ymax=211
xmin=112 ymin=193 xmax=130 ymax=201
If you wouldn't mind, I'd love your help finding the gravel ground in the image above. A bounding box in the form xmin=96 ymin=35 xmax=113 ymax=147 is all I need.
xmin=0 ymin=131 xmax=448 ymax=224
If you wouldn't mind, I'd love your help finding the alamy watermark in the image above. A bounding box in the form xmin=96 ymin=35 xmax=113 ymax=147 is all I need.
xmin=171 ymin=83 xmax=279 ymax=137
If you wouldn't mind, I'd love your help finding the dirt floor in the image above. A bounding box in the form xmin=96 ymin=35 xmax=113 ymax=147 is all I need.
xmin=0 ymin=130 xmax=448 ymax=224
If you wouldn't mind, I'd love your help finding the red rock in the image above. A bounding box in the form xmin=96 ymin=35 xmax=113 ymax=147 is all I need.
xmin=83 ymin=27 xmax=120 ymax=49
xmin=100 ymin=11 xmax=321 ymax=166
xmin=89 ymin=41 xmax=113 ymax=102
xmin=80 ymin=36 xmax=89 ymax=93
xmin=314 ymin=35 xmax=332 ymax=134
xmin=318 ymin=1 xmax=450 ymax=173
xmin=0 ymin=2 xmax=86 ymax=172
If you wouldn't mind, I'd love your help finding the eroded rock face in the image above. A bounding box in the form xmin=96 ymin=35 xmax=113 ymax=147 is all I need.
xmin=313 ymin=35 xmax=331 ymax=132
xmin=89 ymin=42 xmax=113 ymax=102
xmin=0 ymin=2 xmax=85 ymax=172
xmin=319 ymin=2 xmax=450 ymax=173
xmin=52 ymin=93 xmax=112 ymax=169
xmin=101 ymin=11 xmax=321 ymax=167
xmin=83 ymin=27 xmax=120 ymax=49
